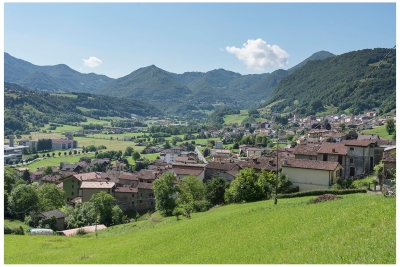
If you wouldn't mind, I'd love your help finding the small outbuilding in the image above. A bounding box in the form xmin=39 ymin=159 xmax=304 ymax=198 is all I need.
xmin=37 ymin=209 xmax=67 ymax=231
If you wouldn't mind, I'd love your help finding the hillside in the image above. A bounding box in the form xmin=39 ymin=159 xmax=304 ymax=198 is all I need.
xmin=4 ymin=82 xmax=161 ymax=135
xmin=4 ymin=53 xmax=114 ymax=93
xmin=4 ymin=194 xmax=395 ymax=264
xmin=94 ymin=65 xmax=193 ymax=101
xmin=262 ymin=48 xmax=396 ymax=115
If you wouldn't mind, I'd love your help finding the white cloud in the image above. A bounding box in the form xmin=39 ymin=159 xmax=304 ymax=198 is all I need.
xmin=226 ymin=38 xmax=288 ymax=71
xmin=82 ymin=56 xmax=102 ymax=67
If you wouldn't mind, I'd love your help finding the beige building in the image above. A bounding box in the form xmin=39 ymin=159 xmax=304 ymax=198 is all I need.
xmin=80 ymin=181 xmax=116 ymax=202
xmin=282 ymin=159 xmax=343 ymax=191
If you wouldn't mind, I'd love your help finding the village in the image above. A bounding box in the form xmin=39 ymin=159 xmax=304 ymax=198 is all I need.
xmin=4 ymin=109 xmax=396 ymax=233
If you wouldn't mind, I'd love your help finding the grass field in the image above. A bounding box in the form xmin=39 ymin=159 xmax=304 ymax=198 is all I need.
xmin=22 ymin=153 xmax=95 ymax=170
xmin=4 ymin=193 xmax=395 ymax=264
xmin=224 ymin=110 xmax=249 ymax=125
xmin=361 ymin=125 xmax=393 ymax=140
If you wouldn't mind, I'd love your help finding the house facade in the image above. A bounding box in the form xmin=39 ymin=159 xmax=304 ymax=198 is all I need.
xmin=282 ymin=159 xmax=342 ymax=191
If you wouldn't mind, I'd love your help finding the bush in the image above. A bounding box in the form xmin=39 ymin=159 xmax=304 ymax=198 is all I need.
xmin=277 ymin=189 xmax=367 ymax=199
xmin=4 ymin=225 xmax=24 ymax=235
xmin=76 ymin=228 xmax=86 ymax=236
xmin=191 ymin=200 xmax=212 ymax=212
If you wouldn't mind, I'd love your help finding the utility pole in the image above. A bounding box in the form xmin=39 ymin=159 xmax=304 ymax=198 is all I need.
xmin=274 ymin=140 xmax=279 ymax=205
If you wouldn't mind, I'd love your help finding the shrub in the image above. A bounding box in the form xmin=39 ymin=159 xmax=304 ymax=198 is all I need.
xmin=191 ymin=200 xmax=212 ymax=212
xmin=172 ymin=207 xmax=184 ymax=220
xmin=4 ymin=225 xmax=24 ymax=235
xmin=76 ymin=228 xmax=86 ymax=236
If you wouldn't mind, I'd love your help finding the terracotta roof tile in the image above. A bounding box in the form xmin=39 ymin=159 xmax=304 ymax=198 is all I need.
xmin=284 ymin=159 xmax=341 ymax=171
xmin=318 ymin=142 xmax=347 ymax=155
xmin=343 ymin=140 xmax=376 ymax=147
xmin=294 ymin=144 xmax=321 ymax=156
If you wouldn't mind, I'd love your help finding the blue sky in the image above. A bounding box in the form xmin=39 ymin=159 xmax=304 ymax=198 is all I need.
xmin=3 ymin=2 xmax=396 ymax=79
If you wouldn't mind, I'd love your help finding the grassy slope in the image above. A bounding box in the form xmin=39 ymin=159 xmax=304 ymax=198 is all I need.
xmin=361 ymin=125 xmax=393 ymax=140
xmin=4 ymin=194 xmax=395 ymax=264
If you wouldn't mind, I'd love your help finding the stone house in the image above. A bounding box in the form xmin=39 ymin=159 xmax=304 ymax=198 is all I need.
xmin=80 ymin=181 xmax=116 ymax=202
xmin=294 ymin=144 xmax=321 ymax=160
xmin=343 ymin=140 xmax=377 ymax=178
xmin=316 ymin=142 xmax=348 ymax=177
xmin=172 ymin=163 xmax=206 ymax=181
xmin=381 ymin=146 xmax=396 ymax=179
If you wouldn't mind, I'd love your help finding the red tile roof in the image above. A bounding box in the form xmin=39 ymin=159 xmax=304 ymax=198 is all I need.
xmin=294 ymin=144 xmax=321 ymax=156
xmin=318 ymin=142 xmax=347 ymax=155
xmin=284 ymin=159 xmax=341 ymax=171
xmin=343 ymin=140 xmax=376 ymax=147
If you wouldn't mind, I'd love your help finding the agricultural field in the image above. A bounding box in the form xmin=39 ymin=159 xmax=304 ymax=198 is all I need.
xmin=4 ymin=193 xmax=395 ymax=264
xmin=223 ymin=110 xmax=249 ymax=125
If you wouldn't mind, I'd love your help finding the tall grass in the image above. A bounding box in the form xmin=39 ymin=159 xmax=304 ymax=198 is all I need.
xmin=4 ymin=194 xmax=395 ymax=264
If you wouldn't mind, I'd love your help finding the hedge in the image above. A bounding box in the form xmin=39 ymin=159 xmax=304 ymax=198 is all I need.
xmin=277 ymin=189 xmax=367 ymax=199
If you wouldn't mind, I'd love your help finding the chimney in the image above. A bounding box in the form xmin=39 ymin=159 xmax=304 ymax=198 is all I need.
xmin=332 ymin=148 xmax=336 ymax=153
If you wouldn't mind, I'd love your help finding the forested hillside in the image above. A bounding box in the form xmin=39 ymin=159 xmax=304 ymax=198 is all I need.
xmin=4 ymin=82 xmax=161 ymax=135
xmin=263 ymin=48 xmax=396 ymax=115
xmin=4 ymin=53 xmax=114 ymax=93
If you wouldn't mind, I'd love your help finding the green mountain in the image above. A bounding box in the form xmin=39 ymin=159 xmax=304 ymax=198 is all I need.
xmin=4 ymin=53 xmax=114 ymax=93
xmin=94 ymin=65 xmax=193 ymax=101
xmin=262 ymin=48 xmax=396 ymax=115
xmin=287 ymin=50 xmax=335 ymax=74
xmin=4 ymin=82 xmax=161 ymax=135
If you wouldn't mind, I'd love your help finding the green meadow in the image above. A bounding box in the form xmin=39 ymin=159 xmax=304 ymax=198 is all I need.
xmin=4 ymin=193 xmax=395 ymax=264
xmin=361 ymin=125 xmax=393 ymax=140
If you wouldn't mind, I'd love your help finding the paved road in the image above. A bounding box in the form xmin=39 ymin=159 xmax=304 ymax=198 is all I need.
xmin=195 ymin=146 xmax=207 ymax=163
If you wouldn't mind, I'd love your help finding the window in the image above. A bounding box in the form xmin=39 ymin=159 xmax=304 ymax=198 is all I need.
xmin=132 ymin=194 xmax=134 ymax=197
xmin=350 ymin=158 xmax=354 ymax=164
xmin=107 ymin=189 xmax=111 ymax=194
xmin=151 ymin=201 xmax=153 ymax=205
xmin=350 ymin=147 xmax=354 ymax=151
xmin=149 ymin=193 xmax=154 ymax=197
xmin=139 ymin=200 xmax=143 ymax=203
xmin=71 ymin=192 xmax=74 ymax=196
xmin=72 ymin=179 xmax=74 ymax=183
xmin=140 ymin=193 xmax=142 ymax=197
xmin=72 ymin=184 xmax=74 ymax=188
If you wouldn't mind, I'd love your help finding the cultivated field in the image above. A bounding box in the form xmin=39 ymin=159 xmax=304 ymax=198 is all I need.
xmin=4 ymin=193 xmax=395 ymax=264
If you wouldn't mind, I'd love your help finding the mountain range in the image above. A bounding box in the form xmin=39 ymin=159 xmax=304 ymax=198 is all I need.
xmin=4 ymin=48 xmax=396 ymax=117
xmin=4 ymin=51 xmax=335 ymax=113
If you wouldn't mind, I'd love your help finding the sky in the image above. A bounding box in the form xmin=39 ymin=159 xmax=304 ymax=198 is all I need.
xmin=3 ymin=1 xmax=397 ymax=79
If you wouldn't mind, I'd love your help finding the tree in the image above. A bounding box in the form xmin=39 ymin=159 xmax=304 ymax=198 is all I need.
xmin=8 ymin=184 xmax=39 ymax=220
xmin=42 ymin=166 xmax=53 ymax=176
xmin=22 ymin=169 xmax=31 ymax=184
xmin=224 ymin=168 xmax=264 ymax=203
xmin=205 ymin=177 xmax=229 ymax=206
xmin=36 ymin=183 xmax=66 ymax=212
xmin=124 ymin=146 xmax=134 ymax=157
xmin=164 ymin=141 xmax=171 ymax=149
xmin=58 ymin=152 xmax=61 ymax=157
xmin=177 ymin=175 xmax=206 ymax=206
xmin=153 ymin=172 xmax=177 ymax=216
xmin=90 ymin=191 xmax=116 ymax=226
xmin=132 ymin=151 xmax=141 ymax=161
xmin=111 ymin=205 xmax=124 ymax=225
xmin=386 ymin=118 xmax=395 ymax=135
